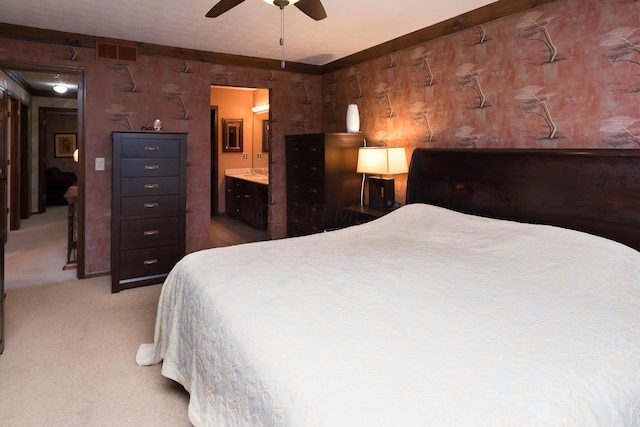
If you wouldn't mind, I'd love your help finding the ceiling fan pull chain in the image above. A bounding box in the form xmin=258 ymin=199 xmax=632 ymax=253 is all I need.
xmin=280 ymin=6 xmax=286 ymax=68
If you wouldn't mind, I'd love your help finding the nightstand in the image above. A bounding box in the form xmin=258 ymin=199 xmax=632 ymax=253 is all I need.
xmin=342 ymin=204 xmax=393 ymax=226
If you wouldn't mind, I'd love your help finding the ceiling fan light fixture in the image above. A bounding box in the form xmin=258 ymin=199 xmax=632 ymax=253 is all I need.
xmin=263 ymin=0 xmax=301 ymax=5
xmin=53 ymin=84 xmax=68 ymax=94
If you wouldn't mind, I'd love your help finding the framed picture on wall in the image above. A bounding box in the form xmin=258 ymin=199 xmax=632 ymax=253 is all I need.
xmin=54 ymin=133 xmax=77 ymax=158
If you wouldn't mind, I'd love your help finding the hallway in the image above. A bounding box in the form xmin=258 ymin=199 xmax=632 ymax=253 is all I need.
xmin=5 ymin=206 xmax=76 ymax=290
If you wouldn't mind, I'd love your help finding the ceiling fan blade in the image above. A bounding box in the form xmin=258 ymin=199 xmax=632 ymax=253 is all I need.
xmin=294 ymin=0 xmax=327 ymax=21
xmin=206 ymin=0 xmax=246 ymax=17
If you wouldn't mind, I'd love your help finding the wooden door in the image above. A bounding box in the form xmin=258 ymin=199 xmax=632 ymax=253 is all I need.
xmin=19 ymin=103 xmax=29 ymax=220
xmin=0 ymin=89 xmax=7 ymax=241
xmin=0 ymin=88 xmax=7 ymax=354
xmin=9 ymin=96 xmax=20 ymax=231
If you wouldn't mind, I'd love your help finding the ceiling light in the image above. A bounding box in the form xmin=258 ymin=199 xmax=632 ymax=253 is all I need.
xmin=263 ymin=0 xmax=301 ymax=5
xmin=53 ymin=84 xmax=68 ymax=94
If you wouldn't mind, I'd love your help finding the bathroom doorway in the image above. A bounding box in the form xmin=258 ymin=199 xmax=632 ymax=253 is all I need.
xmin=210 ymin=85 xmax=270 ymax=246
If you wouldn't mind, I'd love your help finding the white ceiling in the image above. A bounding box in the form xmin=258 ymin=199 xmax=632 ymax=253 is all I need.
xmin=1 ymin=0 xmax=498 ymax=67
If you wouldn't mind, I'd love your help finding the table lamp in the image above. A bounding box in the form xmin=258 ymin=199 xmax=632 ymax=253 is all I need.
xmin=356 ymin=147 xmax=408 ymax=210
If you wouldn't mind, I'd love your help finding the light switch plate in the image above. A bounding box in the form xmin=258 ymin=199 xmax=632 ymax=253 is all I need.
xmin=95 ymin=157 xmax=105 ymax=171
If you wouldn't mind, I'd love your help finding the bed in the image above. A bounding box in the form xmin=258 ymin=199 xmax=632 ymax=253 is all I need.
xmin=137 ymin=149 xmax=640 ymax=426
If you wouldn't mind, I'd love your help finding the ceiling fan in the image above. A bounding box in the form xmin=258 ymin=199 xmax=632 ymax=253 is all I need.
xmin=206 ymin=0 xmax=327 ymax=68
xmin=206 ymin=0 xmax=327 ymax=21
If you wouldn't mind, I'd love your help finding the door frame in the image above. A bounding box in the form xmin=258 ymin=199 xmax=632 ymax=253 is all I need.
xmin=39 ymin=107 xmax=78 ymax=213
xmin=211 ymin=106 xmax=219 ymax=216
xmin=9 ymin=95 xmax=20 ymax=231
xmin=19 ymin=102 xmax=29 ymax=220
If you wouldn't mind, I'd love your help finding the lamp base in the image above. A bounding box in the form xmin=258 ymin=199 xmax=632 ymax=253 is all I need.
xmin=368 ymin=177 xmax=395 ymax=210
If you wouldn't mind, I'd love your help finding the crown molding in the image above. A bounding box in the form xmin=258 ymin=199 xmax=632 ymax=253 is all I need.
xmin=321 ymin=0 xmax=560 ymax=74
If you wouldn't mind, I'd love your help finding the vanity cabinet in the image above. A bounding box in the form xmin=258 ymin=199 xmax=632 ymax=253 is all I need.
xmin=111 ymin=131 xmax=187 ymax=293
xmin=286 ymin=133 xmax=363 ymax=237
xmin=225 ymin=176 xmax=268 ymax=230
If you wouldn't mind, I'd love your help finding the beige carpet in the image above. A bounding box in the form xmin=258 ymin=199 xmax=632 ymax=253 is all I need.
xmin=5 ymin=206 xmax=78 ymax=290
xmin=0 ymin=275 xmax=191 ymax=426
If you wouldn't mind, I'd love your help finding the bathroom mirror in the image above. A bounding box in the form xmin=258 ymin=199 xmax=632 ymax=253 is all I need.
xmin=222 ymin=118 xmax=243 ymax=152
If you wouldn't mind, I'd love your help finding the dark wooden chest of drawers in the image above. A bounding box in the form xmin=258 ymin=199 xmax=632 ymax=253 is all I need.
xmin=111 ymin=131 xmax=187 ymax=293
xmin=286 ymin=133 xmax=363 ymax=237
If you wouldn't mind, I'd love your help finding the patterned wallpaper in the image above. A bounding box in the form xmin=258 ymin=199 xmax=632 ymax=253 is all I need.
xmin=1 ymin=0 xmax=638 ymax=274
xmin=324 ymin=0 xmax=640 ymax=200
xmin=0 ymin=40 xmax=322 ymax=274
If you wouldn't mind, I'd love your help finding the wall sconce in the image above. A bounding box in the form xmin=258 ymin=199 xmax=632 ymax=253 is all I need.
xmin=251 ymin=104 xmax=270 ymax=114
xmin=73 ymin=149 xmax=79 ymax=163
xmin=356 ymin=147 xmax=408 ymax=210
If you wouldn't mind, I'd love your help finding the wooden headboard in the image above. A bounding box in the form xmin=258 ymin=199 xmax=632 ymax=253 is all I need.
xmin=406 ymin=149 xmax=640 ymax=252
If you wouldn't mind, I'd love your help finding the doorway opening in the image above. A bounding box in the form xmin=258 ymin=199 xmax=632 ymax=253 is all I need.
xmin=210 ymin=85 xmax=270 ymax=247
xmin=0 ymin=62 xmax=86 ymax=285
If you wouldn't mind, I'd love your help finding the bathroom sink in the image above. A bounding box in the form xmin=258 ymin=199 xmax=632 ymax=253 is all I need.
xmin=228 ymin=173 xmax=269 ymax=184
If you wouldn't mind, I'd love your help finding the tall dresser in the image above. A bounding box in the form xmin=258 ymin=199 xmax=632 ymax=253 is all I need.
xmin=286 ymin=133 xmax=364 ymax=237
xmin=111 ymin=131 xmax=187 ymax=293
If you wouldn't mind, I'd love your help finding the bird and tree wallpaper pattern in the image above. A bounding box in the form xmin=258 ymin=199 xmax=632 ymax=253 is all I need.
xmin=323 ymin=0 xmax=639 ymax=202
xmin=1 ymin=0 xmax=639 ymax=273
xmin=324 ymin=0 xmax=639 ymax=148
xmin=0 ymin=38 xmax=322 ymax=272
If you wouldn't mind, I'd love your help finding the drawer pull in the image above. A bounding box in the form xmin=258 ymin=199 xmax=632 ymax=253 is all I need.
xmin=310 ymin=166 xmax=317 ymax=171
xmin=144 ymin=146 xmax=159 ymax=151
xmin=244 ymin=194 xmax=251 ymax=198
xmin=143 ymin=259 xmax=159 ymax=265
xmin=145 ymin=165 xmax=159 ymax=170
xmin=143 ymin=230 xmax=159 ymax=236
xmin=144 ymin=203 xmax=159 ymax=208
xmin=144 ymin=184 xmax=159 ymax=189
xmin=310 ymin=148 xmax=317 ymax=152
xmin=310 ymin=188 xmax=317 ymax=193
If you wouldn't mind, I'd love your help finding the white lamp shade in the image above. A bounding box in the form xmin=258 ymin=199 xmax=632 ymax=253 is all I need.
xmin=386 ymin=147 xmax=409 ymax=174
xmin=346 ymin=104 xmax=360 ymax=133
xmin=356 ymin=147 xmax=408 ymax=175
xmin=73 ymin=149 xmax=79 ymax=162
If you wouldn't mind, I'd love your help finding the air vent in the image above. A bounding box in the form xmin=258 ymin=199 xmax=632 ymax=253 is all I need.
xmin=96 ymin=42 xmax=138 ymax=62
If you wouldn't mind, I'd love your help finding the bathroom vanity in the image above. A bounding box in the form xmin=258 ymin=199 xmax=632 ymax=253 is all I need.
xmin=225 ymin=173 xmax=268 ymax=230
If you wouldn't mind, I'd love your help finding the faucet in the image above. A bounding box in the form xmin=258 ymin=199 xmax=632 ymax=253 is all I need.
xmin=251 ymin=168 xmax=256 ymax=176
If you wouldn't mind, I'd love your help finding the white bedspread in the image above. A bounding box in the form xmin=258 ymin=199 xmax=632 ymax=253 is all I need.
xmin=137 ymin=203 xmax=640 ymax=426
